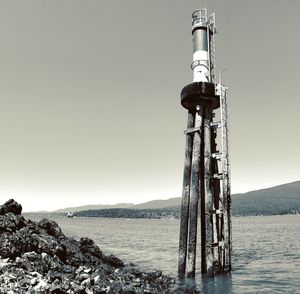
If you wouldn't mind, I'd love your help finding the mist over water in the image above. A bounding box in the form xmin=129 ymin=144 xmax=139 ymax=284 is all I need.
xmin=27 ymin=214 xmax=300 ymax=293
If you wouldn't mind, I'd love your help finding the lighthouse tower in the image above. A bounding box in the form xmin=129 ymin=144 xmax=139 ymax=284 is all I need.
xmin=178 ymin=8 xmax=232 ymax=277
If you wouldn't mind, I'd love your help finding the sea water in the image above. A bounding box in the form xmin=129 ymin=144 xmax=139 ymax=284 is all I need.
xmin=27 ymin=214 xmax=300 ymax=293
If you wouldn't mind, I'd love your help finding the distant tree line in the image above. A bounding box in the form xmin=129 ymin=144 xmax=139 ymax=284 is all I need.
xmin=232 ymin=201 xmax=300 ymax=216
xmin=73 ymin=208 xmax=181 ymax=219
xmin=233 ymin=207 xmax=300 ymax=216
xmin=72 ymin=206 xmax=300 ymax=219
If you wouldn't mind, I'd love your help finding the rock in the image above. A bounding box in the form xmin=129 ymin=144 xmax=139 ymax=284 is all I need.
xmin=30 ymin=271 xmax=42 ymax=277
xmin=122 ymin=285 xmax=135 ymax=294
xmin=30 ymin=277 xmax=38 ymax=285
xmin=34 ymin=279 xmax=48 ymax=290
xmin=18 ymin=278 xmax=28 ymax=287
xmin=38 ymin=219 xmax=64 ymax=238
xmin=83 ymin=267 xmax=92 ymax=274
xmin=133 ymin=277 xmax=141 ymax=286
xmin=0 ymin=258 xmax=11 ymax=271
xmin=93 ymin=275 xmax=101 ymax=284
xmin=54 ymin=245 xmax=66 ymax=261
xmin=0 ymin=199 xmax=176 ymax=294
xmin=0 ymin=199 xmax=22 ymax=215
xmin=95 ymin=287 xmax=107 ymax=294
xmin=79 ymin=273 xmax=90 ymax=281
xmin=81 ymin=277 xmax=91 ymax=287
xmin=8 ymin=274 xmax=17 ymax=281
xmin=59 ymin=237 xmax=87 ymax=267
xmin=104 ymin=254 xmax=124 ymax=268
xmin=0 ymin=213 xmax=26 ymax=233
xmin=50 ymin=286 xmax=68 ymax=294
xmin=70 ymin=284 xmax=85 ymax=294
xmin=76 ymin=266 xmax=84 ymax=274
xmin=79 ymin=237 xmax=103 ymax=259
xmin=24 ymin=251 xmax=39 ymax=260
xmin=145 ymin=270 xmax=162 ymax=282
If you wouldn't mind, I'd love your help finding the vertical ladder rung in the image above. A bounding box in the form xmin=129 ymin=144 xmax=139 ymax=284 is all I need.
xmin=210 ymin=121 xmax=222 ymax=129
xmin=211 ymin=241 xmax=225 ymax=248
xmin=209 ymin=209 xmax=223 ymax=215
xmin=212 ymin=173 xmax=225 ymax=180
xmin=211 ymin=152 xmax=222 ymax=160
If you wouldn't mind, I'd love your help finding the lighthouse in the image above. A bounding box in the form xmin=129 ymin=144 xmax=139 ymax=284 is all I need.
xmin=178 ymin=8 xmax=232 ymax=277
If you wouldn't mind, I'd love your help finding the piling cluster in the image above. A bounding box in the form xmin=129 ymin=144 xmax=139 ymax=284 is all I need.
xmin=178 ymin=7 xmax=231 ymax=278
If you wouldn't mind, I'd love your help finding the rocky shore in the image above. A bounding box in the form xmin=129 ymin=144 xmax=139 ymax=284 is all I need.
xmin=0 ymin=199 xmax=176 ymax=293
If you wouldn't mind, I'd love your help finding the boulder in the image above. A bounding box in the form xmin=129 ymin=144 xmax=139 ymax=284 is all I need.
xmin=38 ymin=219 xmax=64 ymax=238
xmin=0 ymin=199 xmax=22 ymax=215
xmin=0 ymin=213 xmax=27 ymax=233
xmin=79 ymin=237 xmax=103 ymax=259
xmin=103 ymin=254 xmax=124 ymax=268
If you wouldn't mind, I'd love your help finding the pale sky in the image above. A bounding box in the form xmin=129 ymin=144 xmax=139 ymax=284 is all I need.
xmin=0 ymin=0 xmax=299 ymax=212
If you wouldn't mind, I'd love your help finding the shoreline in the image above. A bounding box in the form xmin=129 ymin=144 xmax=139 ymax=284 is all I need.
xmin=24 ymin=212 xmax=300 ymax=219
xmin=0 ymin=199 xmax=176 ymax=293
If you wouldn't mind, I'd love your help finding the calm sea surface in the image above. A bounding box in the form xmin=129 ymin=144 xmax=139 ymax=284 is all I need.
xmin=26 ymin=214 xmax=300 ymax=294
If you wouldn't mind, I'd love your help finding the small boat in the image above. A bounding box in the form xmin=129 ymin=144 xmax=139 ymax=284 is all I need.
xmin=67 ymin=212 xmax=74 ymax=218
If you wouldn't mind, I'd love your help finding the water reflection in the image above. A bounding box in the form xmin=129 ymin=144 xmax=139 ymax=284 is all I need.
xmin=176 ymin=275 xmax=232 ymax=294
xmin=176 ymin=277 xmax=199 ymax=293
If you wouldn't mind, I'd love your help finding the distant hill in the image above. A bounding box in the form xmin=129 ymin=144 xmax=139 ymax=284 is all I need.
xmin=232 ymin=181 xmax=300 ymax=215
xmin=133 ymin=197 xmax=181 ymax=209
xmin=39 ymin=180 xmax=300 ymax=216
xmin=50 ymin=199 xmax=181 ymax=214
xmin=53 ymin=203 xmax=134 ymax=213
xmin=133 ymin=181 xmax=300 ymax=216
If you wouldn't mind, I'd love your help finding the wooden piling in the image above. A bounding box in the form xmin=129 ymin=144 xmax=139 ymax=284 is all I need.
xmin=178 ymin=110 xmax=195 ymax=277
xmin=202 ymin=108 xmax=214 ymax=275
xmin=186 ymin=106 xmax=203 ymax=278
